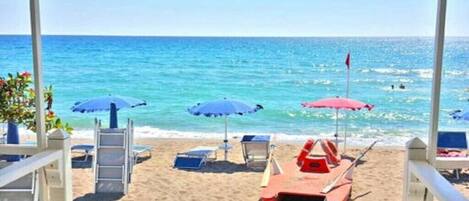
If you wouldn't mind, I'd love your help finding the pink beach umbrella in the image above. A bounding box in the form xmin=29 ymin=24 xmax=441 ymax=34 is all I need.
xmin=302 ymin=97 xmax=374 ymax=149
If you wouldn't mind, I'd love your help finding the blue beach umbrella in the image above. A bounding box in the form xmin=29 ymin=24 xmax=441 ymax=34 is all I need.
xmin=451 ymin=109 xmax=469 ymax=121
xmin=71 ymin=95 xmax=146 ymax=128
xmin=188 ymin=98 xmax=263 ymax=160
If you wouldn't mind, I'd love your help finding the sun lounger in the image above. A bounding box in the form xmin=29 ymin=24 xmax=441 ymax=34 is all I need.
xmin=241 ymin=135 xmax=271 ymax=168
xmin=0 ymin=162 xmax=38 ymax=201
xmin=174 ymin=146 xmax=218 ymax=169
xmin=71 ymin=144 xmax=152 ymax=162
xmin=436 ymin=131 xmax=468 ymax=179
xmin=71 ymin=144 xmax=94 ymax=162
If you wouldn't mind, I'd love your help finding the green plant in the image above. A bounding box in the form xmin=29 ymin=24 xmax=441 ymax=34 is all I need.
xmin=0 ymin=72 xmax=73 ymax=133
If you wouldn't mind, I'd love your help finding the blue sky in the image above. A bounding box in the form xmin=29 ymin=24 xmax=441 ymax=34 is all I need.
xmin=1 ymin=0 xmax=468 ymax=37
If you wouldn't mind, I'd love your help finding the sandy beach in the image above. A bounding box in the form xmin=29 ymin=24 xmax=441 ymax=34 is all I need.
xmin=69 ymin=138 xmax=469 ymax=201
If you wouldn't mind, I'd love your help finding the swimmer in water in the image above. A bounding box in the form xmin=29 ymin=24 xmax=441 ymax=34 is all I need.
xmin=399 ymin=83 xmax=405 ymax=89
xmin=391 ymin=85 xmax=395 ymax=90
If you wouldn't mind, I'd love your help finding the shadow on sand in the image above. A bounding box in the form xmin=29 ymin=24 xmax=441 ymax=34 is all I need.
xmin=72 ymin=156 xmax=92 ymax=169
xmin=177 ymin=160 xmax=264 ymax=174
xmin=74 ymin=193 xmax=124 ymax=201
xmin=441 ymin=170 xmax=469 ymax=189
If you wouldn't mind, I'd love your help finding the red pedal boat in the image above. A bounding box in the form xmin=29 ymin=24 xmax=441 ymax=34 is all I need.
xmin=260 ymin=139 xmax=354 ymax=201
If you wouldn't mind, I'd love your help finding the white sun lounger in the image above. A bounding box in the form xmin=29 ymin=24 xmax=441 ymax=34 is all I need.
xmin=241 ymin=135 xmax=271 ymax=168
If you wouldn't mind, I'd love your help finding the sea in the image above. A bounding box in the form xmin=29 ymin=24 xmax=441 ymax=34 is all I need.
xmin=1 ymin=35 xmax=468 ymax=146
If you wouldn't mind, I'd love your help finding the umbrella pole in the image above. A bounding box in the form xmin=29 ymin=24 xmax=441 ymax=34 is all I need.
xmin=110 ymin=103 xmax=118 ymax=129
xmin=224 ymin=116 xmax=228 ymax=161
xmin=335 ymin=109 xmax=339 ymax=148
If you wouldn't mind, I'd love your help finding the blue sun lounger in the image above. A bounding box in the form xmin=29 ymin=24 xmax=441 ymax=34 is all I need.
xmin=174 ymin=146 xmax=218 ymax=169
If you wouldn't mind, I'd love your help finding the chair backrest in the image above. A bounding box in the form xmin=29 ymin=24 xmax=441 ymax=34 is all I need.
xmin=437 ymin=131 xmax=468 ymax=149
xmin=241 ymin=135 xmax=271 ymax=159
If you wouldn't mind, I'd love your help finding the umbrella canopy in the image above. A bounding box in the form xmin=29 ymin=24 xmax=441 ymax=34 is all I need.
xmin=188 ymin=99 xmax=263 ymax=117
xmin=302 ymin=97 xmax=374 ymax=150
xmin=302 ymin=97 xmax=374 ymax=111
xmin=451 ymin=109 xmax=469 ymax=121
xmin=188 ymin=98 xmax=263 ymax=160
xmin=71 ymin=95 xmax=146 ymax=128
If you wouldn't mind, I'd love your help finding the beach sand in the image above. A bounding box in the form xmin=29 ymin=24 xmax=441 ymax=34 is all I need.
xmin=70 ymin=138 xmax=469 ymax=201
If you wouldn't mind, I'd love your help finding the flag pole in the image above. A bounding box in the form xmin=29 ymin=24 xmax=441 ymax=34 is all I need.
xmin=344 ymin=52 xmax=351 ymax=154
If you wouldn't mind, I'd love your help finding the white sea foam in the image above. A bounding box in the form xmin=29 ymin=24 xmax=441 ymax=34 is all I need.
xmin=67 ymin=126 xmax=421 ymax=146
xmin=362 ymin=67 xmax=468 ymax=79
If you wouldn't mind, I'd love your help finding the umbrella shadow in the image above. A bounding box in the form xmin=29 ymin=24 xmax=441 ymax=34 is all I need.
xmin=74 ymin=193 xmax=123 ymax=201
xmin=179 ymin=161 xmax=263 ymax=174
xmin=441 ymin=170 xmax=469 ymax=186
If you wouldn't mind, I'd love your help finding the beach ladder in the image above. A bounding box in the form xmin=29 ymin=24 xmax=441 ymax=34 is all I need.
xmin=93 ymin=119 xmax=134 ymax=195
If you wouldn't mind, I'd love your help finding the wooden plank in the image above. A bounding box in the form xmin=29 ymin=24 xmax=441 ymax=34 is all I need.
xmin=0 ymin=150 xmax=62 ymax=188
xmin=435 ymin=157 xmax=469 ymax=169
xmin=0 ymin=144 xmax=39 ymax=155
xmin=409 ymin=161 xmax=467 ymax=201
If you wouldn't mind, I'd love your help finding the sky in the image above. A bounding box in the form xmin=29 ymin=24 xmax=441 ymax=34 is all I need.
xmin=0 ymin=0 xmax=468 ymax=37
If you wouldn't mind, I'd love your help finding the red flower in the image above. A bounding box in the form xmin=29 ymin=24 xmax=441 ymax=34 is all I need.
xmin=0 ymin=79 xmax=4 ymax=87
xmin=21 ymin=72 xmax=31 ymax=78
xmin=47 ymin=111 xmax=55 ymax=118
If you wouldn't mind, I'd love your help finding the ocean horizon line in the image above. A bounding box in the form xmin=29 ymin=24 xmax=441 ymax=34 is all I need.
xmin=1 ymin=33 xmax=469 ymax=39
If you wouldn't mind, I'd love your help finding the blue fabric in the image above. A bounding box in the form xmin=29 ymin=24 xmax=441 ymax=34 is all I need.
xmin=71 ymin=95 xmax=145 ymax=128
xmin=174 ymin=156 xmax=204 ymax=169
xmin=6 ymin=122 xmax=20 ymax=161
xmin=241 ymin=135 xmax=271 ymax=142
xmin=187 ymin=99 xmax=263 ymax=117
xmin=437 ymin=131 xmax=468 ymax=149
xmin=71 ymin=95 xmax=146 ymax=113
xmin=71 ymin=144 xmax=94 ymax=151
xmin=451 ymin=109 xmax=469 ymax=121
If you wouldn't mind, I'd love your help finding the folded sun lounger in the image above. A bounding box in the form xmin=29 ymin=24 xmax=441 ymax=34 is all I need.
xmin=174 ymin=146 xmax=218 ymax=169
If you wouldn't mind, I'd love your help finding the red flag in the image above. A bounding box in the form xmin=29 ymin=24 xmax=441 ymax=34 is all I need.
xmin=345 ymin=52 xmax=351 ymax=69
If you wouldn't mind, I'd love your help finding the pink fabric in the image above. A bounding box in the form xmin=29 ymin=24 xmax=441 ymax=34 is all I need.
xmin=437 ymin=150 xmax=467 ymax=157
xmin=302 ymin=97 xmax=374 ymax=111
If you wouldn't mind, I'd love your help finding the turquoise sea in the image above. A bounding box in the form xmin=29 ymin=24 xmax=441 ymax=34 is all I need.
xmin=1 ymin=36 xmax=469 ymax=144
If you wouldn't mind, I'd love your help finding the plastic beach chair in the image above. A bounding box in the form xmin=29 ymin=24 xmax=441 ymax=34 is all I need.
xmin=174 ymin=146 xmax=218 ymax=169
xmin=0 ymin=162 xmax=38 ymax=201
xmin=240 ymin=135 xmax=271 ymax=168
xmin=437 ymin=131 xmax=468 ymax=179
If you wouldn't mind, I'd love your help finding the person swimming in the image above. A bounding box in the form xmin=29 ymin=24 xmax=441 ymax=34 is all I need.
xmin=399 ymin=83 xmax=405 ymax=89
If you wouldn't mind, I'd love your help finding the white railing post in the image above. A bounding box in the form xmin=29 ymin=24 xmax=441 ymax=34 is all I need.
xmin=403 ymin=138 xmax=432 ymax=201
xmin=46 ymin=129 xmax=73 ymax=201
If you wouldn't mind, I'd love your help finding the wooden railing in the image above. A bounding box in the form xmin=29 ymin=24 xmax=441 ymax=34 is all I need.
xmin=0 ymin=129 xmax=73 ymax=201
xmin=403 ymin=137 xmax=467 ymax=201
